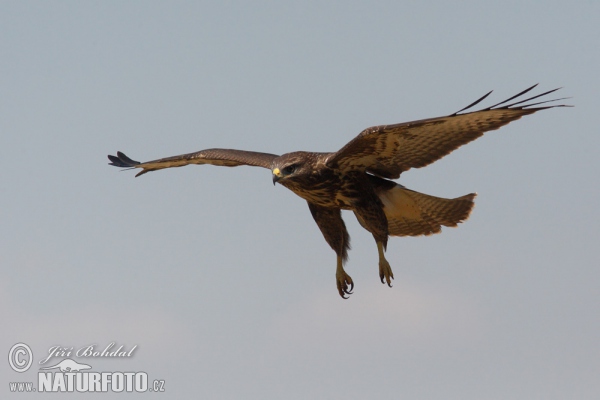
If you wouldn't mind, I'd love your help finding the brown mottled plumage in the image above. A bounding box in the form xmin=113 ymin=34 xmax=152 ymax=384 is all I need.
xmin=108 ymin=85 xmax=569 ymax=298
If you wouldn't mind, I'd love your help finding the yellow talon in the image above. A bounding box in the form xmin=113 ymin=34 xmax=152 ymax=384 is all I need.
xmin=377 ymin=242 xmax=394 ymax=287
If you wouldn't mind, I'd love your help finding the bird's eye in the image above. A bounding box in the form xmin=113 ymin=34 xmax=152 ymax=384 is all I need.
xmin=283 ymin=165 xmax=296 ymax=175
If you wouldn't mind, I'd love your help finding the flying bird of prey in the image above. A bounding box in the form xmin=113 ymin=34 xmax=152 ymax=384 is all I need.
xmin=108 ymin=85 xmax=568 ymax=298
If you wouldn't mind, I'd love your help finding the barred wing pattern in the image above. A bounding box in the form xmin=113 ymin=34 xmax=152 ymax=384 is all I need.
xmin=108 ymin=149 xmax=279 ymax=177
xmin=327 ymin=85 xmax=569 ymax=179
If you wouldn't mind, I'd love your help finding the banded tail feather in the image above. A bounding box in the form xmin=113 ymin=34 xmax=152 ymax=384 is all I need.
xmin=379 ymin=185 xmax=476 ymax=236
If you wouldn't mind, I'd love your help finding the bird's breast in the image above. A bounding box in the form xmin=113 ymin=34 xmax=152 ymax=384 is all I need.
xmin=282 ymin=173 xmax=357 ymax=209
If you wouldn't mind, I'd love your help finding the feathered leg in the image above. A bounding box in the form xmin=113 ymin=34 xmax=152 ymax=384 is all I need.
xmin=352 ymin=199 xmax=394 ymax=287
xmin=307 ymin=202 xmax=353 ymax=298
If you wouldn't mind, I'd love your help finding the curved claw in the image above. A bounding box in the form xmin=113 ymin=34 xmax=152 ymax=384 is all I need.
xmin=379 ymin=259 xmax=394 ymax=288
xmin=336 ymin=270 xmax=354 ymax=299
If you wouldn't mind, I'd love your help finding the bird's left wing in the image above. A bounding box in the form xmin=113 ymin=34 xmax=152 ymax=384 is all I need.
xmin=108 ymin=148 xmax=278 ymax=177
xmin=326 ymin=85 xmax=570 ymax=179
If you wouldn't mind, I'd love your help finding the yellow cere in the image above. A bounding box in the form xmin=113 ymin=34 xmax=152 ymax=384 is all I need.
xmin=272 ymin=168 xmax=282 ymax=177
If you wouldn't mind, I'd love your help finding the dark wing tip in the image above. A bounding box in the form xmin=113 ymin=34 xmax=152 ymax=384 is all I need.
xmin=108 ymin=152 xmax=148 ymax=176
xmin=451 ymin=85 xmax=571 ymax=116
xmin=107 ymin=151 xmax=141 ymax=168
xmin=116 ymin=151 xmax=140 ymax=166
xmin=502 ymin=87 xmax=567 ymax=109
xmin=451 ymin=90 xmax=493 ymax=115
xmin=107 ymin=154 xmax=122 ymax=166
xmin=484 ymin=83 xmax=539 ymax=109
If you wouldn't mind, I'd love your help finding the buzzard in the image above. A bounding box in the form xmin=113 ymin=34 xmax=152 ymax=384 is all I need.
xmin=108 ymin=85 xmax=568 ymax=298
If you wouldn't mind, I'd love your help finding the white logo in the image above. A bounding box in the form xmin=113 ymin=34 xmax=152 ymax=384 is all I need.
xmin=39 ymin=358 xmax=91 ymax=372
xmin=8 ymin=343 xmax=33 ymax=373
xmin=7 ymin=342 xmax=165 ymax=393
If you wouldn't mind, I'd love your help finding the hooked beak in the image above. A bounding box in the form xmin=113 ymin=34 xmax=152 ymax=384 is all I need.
xmin=272 ymin=168 xmax=282 ymax=185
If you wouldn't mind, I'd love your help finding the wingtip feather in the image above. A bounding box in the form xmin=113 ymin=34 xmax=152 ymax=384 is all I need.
xmin=451 ymin=90 xmax=494 ymax=115
xmin=451 ymin=85 xmax=571 ymax=115
xmin=108 ymin=151 xmax=143 ymax=173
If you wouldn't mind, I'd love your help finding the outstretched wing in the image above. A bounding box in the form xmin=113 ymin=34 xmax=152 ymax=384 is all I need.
xmin=108 ymin=149 xmax=279 ymax=177
xmin=326 ymin=85 xmax=570 ymax=179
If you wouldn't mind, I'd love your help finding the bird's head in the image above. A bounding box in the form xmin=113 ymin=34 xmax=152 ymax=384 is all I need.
xmin=271 ymin=152 xmax=312 ymax=186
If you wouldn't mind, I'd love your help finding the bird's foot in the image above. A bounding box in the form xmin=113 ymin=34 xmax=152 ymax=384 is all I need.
xmin=379 ymin=258 xmax=394 ymax=287
xmin=336 ymin=268 xmax=354 ymax=299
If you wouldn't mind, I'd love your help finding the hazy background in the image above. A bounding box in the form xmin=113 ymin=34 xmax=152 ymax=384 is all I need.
xmin=2 ymin=1 xmax=598 ymax=399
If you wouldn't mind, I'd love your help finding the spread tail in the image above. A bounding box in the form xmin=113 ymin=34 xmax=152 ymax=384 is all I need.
xmin=378 ymin=185 xmax=476 ymax=236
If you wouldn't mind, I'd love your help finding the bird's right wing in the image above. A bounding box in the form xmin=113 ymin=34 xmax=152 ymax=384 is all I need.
xmin=326 ymin=85 xmax=570 ymax=179
xmin=108 ymin=149 xmax=279 ymax=177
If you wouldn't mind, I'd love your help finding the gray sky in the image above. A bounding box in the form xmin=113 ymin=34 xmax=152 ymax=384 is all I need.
xmin=2 ymin=1 xmax=599 ymax=399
